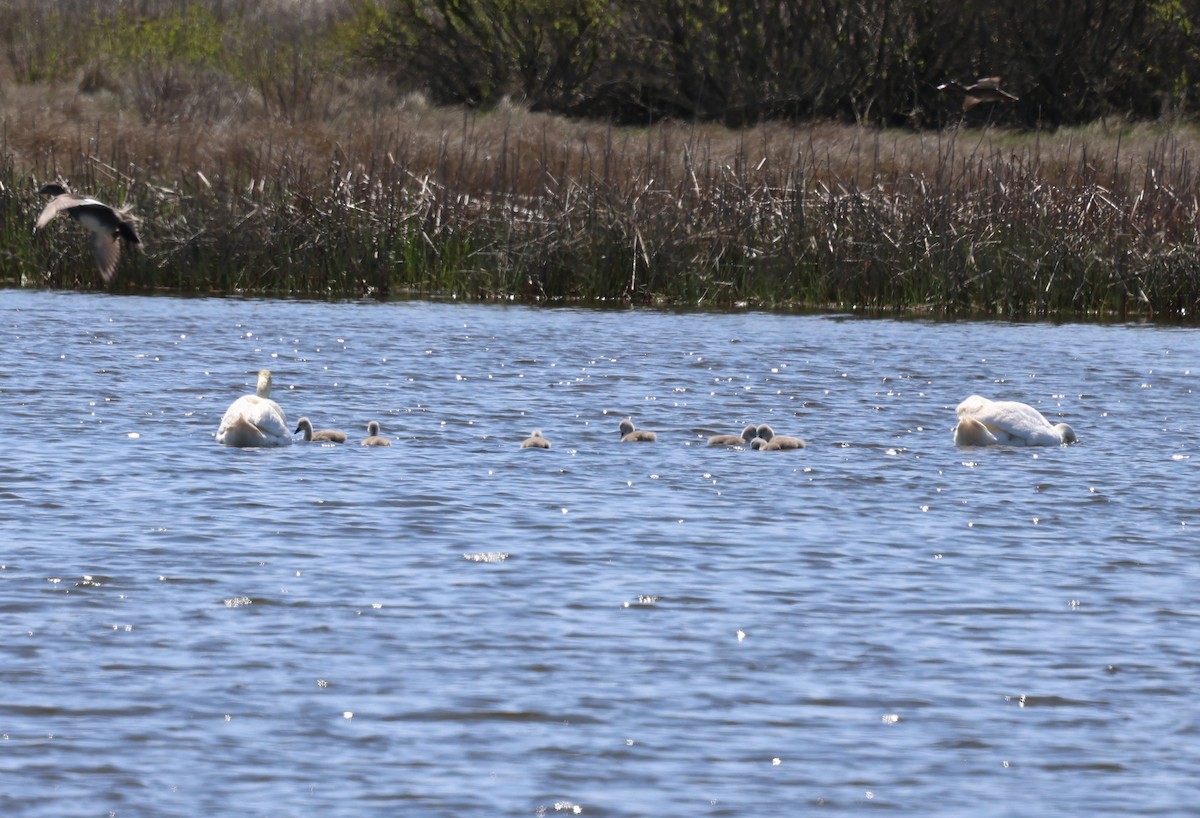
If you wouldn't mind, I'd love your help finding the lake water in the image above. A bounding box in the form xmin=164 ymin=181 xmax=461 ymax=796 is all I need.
xmin=0 ymin=289 xmax=1196 ymax=817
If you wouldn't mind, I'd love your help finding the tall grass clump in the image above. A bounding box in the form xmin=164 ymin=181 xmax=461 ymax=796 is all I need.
xmin=1 ymin=2 xmax=1200 ymax=318
xmin=4 ymin=98 xmax=1200 ymax=318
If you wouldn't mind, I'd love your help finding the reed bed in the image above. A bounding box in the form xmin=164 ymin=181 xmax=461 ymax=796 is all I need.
xmin=3 ymin=83 xmax=1200 ymax=318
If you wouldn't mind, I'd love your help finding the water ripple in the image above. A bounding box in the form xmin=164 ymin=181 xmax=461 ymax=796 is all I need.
xmin=0 ymin=292 xmax=1195 ymax=816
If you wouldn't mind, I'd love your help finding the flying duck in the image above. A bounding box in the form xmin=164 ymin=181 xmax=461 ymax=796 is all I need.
xmin=936 ymin=77 xmax=1019 ymax=111
xmin=35 ymin=183 xmax=140 ymax=283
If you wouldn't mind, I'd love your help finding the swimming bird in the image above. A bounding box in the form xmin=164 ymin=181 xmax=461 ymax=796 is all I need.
xmin=35 ymin=183 xmax=140 ymax=283
xmin=936 ymin=76 xmax=1019 ymax=111
xmin=708 ymin=424 xmax=758 ymax=446
xmin=215 ymin=369 xmax=292 ymax=447
xmin=754 ymin=423 xmax=806 ymax=450
xmin=361 ymin=420 xmax=392 ymax=447
xmin=520 ymin=429 xmax=552 ymax=449
xmin=294 ymin=417 xmax=347 ymax=444
xmin=953 ymin=395 xmax=1077 ymax=447
xmin=619 ymin=418 xmax=657 ymax=442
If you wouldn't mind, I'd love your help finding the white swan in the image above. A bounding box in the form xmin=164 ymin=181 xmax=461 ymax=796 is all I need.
xmin=953 ymin=395 xmax=1077 ymax=447
xmin=215 ymin=369 xmax=292 ymax=447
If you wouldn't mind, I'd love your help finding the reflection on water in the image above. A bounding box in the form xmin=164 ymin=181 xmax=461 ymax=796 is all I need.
xmin=0 ymin=290 xmax=1196 ymax=817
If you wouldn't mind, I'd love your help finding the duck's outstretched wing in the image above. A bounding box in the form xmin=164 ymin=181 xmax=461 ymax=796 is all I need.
xmin=90 ymin=230 xmax=122 ymax=283
xmin=34 ymin=197 xmax=74 ymax=230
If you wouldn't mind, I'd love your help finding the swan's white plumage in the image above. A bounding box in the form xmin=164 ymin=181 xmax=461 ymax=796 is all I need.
xmin=215 ymin=370 xmax=291 ymax=447
xmin=953 ymin=395 xmax=1076 ymax=447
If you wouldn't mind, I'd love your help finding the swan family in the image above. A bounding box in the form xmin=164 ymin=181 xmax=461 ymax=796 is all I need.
xmin=32 ymin=188 xmax=1079 ymax=455
xmin=519 ymin=418 xmax=811 ymax=450
xmin=215 ymin=370 xmax=395 ymax=448
xmin=215 ymin=372 xmax=1079 ymax=452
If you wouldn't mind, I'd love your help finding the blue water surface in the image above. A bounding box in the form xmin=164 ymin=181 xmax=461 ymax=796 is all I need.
xmin=0 ymin=290 xmax=1196 ymax=817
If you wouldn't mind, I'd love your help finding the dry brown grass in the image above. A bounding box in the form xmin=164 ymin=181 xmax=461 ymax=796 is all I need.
xmin=3 ymin=79 xmax=1200 ymax=317
xmin=12 ymin=78 xmax=1196 ymax=196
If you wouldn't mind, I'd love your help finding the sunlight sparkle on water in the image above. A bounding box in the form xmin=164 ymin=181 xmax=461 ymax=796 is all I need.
xmin=4 ymin=293 xmax=1195 ymax=817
